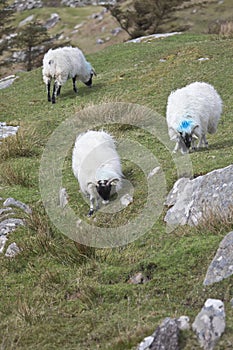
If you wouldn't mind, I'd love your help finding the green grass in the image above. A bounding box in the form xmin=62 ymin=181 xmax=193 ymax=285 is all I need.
xmin=1 ymin=33 xmax=233 ymax=349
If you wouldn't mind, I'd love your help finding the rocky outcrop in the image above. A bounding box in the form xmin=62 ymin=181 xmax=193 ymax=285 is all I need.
xmin=11 ymin=0 xmax=43 ymax=11
xmin=61 ymin=0 xmax=116 ymax=7
xmin=0 ymin=197 xmax=31 ymax=257
xmin=165 ymin=164 xmax=233 ymax=227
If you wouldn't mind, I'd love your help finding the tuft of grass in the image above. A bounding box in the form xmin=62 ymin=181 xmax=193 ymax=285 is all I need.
xmin=0 ymin=126 xmax=42 ymax=160
xmin=0 ymin=162 xmax=35 ymax=187
xmin=197 ymin=205 xmax=233 ymax=234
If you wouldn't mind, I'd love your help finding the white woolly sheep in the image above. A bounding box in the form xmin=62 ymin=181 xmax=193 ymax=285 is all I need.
xmin=72 ymin=130 xmax=123 ymax=216
xmin=166 ymin=82 xmax=223 ymax=154
xmin=42 ymin=46 xmax=96 ymax=103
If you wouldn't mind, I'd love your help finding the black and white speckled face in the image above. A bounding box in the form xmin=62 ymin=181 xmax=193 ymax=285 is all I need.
xmin=96 ymin=180 xmax=112 ymax=201
xmin=180 ymin=132 xmax=192 ymax=149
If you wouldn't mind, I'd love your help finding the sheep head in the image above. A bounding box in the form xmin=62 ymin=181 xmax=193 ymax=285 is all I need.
xmin=96 ymin=178 xmax=119 ymax=203
xmin=177 ymin=119 xmax=199 ymax=151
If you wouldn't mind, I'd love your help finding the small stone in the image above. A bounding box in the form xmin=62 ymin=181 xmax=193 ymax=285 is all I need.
xmin=128 ymin=272 xmax=148 ymax=284
xmin=59 ymin=188 xmax=69 ymax=208
xmin=5 ymin=242 xmax=21 ymax=257
xmin=147 ymin=166 xmax=160 ymax=179
xmin=120 ymin=194 xmax=133 ymax=207
xmin=137 ymin=336 xmax=154 ymax=350
xmin=176 ymin=315 xmax=190 ymax=330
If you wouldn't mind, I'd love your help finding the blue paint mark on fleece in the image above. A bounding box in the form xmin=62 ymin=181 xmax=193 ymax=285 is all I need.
xmin=177 ymin=119 xmax=196 ymax=133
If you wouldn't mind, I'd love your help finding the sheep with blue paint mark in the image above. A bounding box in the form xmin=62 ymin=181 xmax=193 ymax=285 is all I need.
xmin=72 ymin=130 xmax=123 ymax=216
xmin=42 ymin=46 xmax=96 ymax=103
xmin=166 ymin=82 xmax=223 ymax=154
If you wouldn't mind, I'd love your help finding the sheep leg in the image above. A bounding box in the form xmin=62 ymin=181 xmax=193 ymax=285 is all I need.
xmin=191 ymin=138 xmax=196 ymax=150
xmin=57 ymin=85 xmax=61 ymax=96
xmin=197 ymin=135 xmax=208 ymax=148
xmin=88 ymin=195 xmax=95 ymax=217
xmin=52 ymin=81 xmax=59 ymax=104
xmin=72 ymin=77 xmax=77 ymax=93
xmin=47 ymin=81 xmax=51 ymax=102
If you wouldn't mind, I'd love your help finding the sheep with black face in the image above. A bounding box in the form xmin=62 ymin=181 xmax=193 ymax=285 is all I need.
xmin=166 ymin=82 xmax=223 ymax=154
xmin=42 ymin=46 xmax=96 ymax=103
xmin=72 ymin=130 xmax=123 ymax=216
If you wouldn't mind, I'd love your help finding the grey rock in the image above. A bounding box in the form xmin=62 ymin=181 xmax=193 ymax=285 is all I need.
xmin=19 ymin=14 xmax=34 ymax=27
xmin=0 ymin=236 xmax=8 ymax=254
xmin=192 ymin=299 xmax=225 ymax=350
xmin=3 ymin=198 xmax=32 ymax=214
xmin=128 ymin=272 xmax=148 ymax=285
xmin=137 ymin=316 xmax=189 ymax=350
xmin=120 ymin=193 xmax=133 ymax=207
xmin=44 ymin=13 xmax=60 ymax=30
xmin=0 ymin=122 xmax=19 ymax=139
xmin=137 ymin=336 xmax=154 ymax=350
xmin=96 ymin=38 xmax=104 ymax=44
xmin=204 ymin=231 xmax=233 ymax=285
xmin=0 ymin=75 xmax=18 ymax=90
xmin=5 ymin=242 xmax=21 ymax=257
xmin=12 ymin=0 xmax=43 ymax=11
xmin=150 ymin=317 xmax=180 ymax=350
xmin=59 ymin=188 xmax=69 ymax=208
xmin=111 ymin=27 xmax=122 ymax=36
xmin=165 ymin=165 xmax=233 ymax=227
xmin=0 ymin=218 xmax=25 ymax=236
xmin=176 ymin=315 xmax=190 ymax=330
xmin=0 ymin=207 xmax=13 ymax=216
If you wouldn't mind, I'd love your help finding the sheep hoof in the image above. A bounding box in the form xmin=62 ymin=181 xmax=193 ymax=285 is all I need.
xmin=88 ymin=209 xmax=94 ymax=217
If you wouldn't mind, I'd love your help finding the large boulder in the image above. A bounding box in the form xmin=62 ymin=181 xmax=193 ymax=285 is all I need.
xmin=165 ymin=164 xmax=233 ymax=228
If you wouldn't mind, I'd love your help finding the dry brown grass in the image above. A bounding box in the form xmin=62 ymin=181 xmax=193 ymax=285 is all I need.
xmin=208 ymin=20 xmax=233 ymax=37
xmin=0 ymin=162 xmax=34 ymax=187
xmin=0 ymin=125 xmax=41 ymax=160
xmin=197 ymin=205 xmax=233 ymax=234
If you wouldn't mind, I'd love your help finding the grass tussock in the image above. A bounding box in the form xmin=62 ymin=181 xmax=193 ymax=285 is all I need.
xmin=24 ymin=204 xmax=96 ymax=263
xmin=0 ymin=162 xmax=35 ymax=187
xmin=208 ymin=20 xmax=233 ymax=37
xmin=197 ymin=205 xmax=233 ymax=234
xmin=0 ymin=126 xmax=41 ymax=160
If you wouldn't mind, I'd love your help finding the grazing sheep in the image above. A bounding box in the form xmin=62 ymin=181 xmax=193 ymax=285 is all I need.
xmin=166 ymin=82 xmax=223 ymax=154
xmin=42 ymin=46 xmax=96 ymax=103
xmin=72 ymin=130 xmax=123 ymax=216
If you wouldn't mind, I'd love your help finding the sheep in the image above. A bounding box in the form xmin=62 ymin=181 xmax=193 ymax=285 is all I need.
xmin=42 ymin=46 xmax=96 ymax=103
xmin=72 ymin=130 xmax=123 ymax=216
xmin=166 ymin=82 xmax=223 ymax=154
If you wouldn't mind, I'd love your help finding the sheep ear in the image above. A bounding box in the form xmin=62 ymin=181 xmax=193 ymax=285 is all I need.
xmin=107 ymin=178 xmax=119 ymax=186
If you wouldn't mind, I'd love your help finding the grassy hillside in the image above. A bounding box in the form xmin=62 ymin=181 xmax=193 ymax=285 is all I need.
xmin=0 ymin=33 xmax=233 ymax=349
